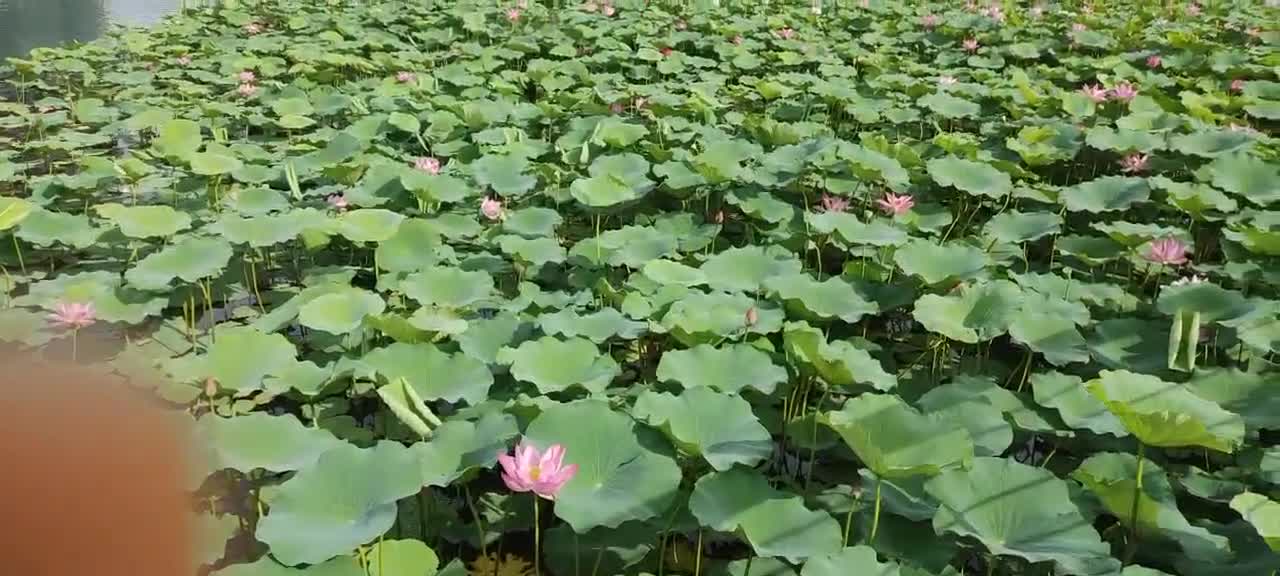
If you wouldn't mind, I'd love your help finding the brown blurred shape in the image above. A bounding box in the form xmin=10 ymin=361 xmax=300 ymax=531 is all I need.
xmin=0 ymin=354 xmax=191 ymax=575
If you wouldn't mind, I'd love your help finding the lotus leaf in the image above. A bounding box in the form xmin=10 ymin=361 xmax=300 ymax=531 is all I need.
xmin=633 ymin=387 xmax=772 ymax=470
xmin=1086 ymin=370 xmax=1244 ymax=452
xmin=655 ymin=343 xmax=786 ymax=395
xmin=689 ymin=466 xmax=842 ymax=561
xmin=496 ymin=336 xmax=619 ymax=394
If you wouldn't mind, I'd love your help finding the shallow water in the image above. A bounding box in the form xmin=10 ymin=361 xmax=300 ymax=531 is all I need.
xmin=0 ymin=0 xmax=178 ymax=59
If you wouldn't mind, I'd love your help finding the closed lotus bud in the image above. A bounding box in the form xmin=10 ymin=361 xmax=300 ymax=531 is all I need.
xmin=745 ymin=306 xmax=758 ymax=326
xmin=204 ymin=377 xmax=218 ymax=398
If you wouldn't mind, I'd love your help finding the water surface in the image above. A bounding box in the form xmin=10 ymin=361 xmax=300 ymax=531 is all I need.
xmin=0 ymin=0 xmax=178 ymax=60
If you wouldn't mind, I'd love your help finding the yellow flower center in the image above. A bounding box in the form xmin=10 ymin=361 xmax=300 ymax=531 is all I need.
xmin=529 ymin=466 xmax=541 ymax=481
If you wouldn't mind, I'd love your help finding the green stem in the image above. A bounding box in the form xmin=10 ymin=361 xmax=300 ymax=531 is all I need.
xmin=694 ymin=529 xmax=703 ymax=576
xmin=842 ymin=484 xmax=857 ymax=547
xmin=71 ymin=328 xmax=78 ymax=363
xmin=12 ymin=235 xmax=25 ymax=275
xmin=533 ymin=495 xmax=541 ymax=576
xmin=463 ymin=484 xmax=487 ymax=557
xmin=869 ymin=478 xmax=883 ymax=543
xmin=1126 ymin=442 xmax=1146 ymax=562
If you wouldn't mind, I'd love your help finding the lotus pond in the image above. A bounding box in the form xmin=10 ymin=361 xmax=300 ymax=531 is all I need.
xmin=2 ymin=1 xmax=1280 ymax=575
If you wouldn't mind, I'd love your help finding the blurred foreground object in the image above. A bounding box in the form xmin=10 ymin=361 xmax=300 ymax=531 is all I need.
xmin=0 ymin=355 xmax=191 ymax=575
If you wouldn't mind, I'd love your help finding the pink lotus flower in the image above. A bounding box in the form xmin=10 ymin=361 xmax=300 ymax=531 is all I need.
xmin=610 ymin=102 xmax=624 ymax=114
xmin=1072 ymin=22 xmax=1087 ymax=32
xmin=938 ymin=75 xmax=958 ymax=86
xmin=506 ymin=8 xmax=521 ymax=22
xmin=396 ymin=71 xmax=416 ymax=83
xmin=327 ymin=195 xmax=349 ymax=211
xmin=660 ymin=46 xmax=673 ymax=57
xmin=819 ymin=194 xmax=850 ymax=213
xmin=985 ymin=5 xmax=1005 ymax=22
xmin=963 ymin=37 xmax=979 ymax=52
xmin=1081 ymin=84 xmax=1109 ymax=102
xmin=714 ymin=210 xmax=725 ymax=224
xmin=921 ymin=14 xmax=940 ymax=28
xmin=1186 ymin=3 xmax=1201 ymax=15
xmin=1120 ymin=153 xmax=1150 ymax=173
xmin=49 ymin=301 xmax=96 ymax=330
xmin=745 ymin=306 xmax=758 ymax=326
xmin=1146 ymin=54 xmax=1162 ymax=68
xmin=602 ymin=4 xmax=615 ymax=16
xmin=237 ymin=83 xmax=257 ymax=97
xmin=877 ymin=192 xmax=914 ymax=215
xmin=238 ymin=70 xmax=256 ymax=83
xmin=1147 ymin=237 xmax=1189 ymax=265
xmin=778 ymin=28 xmax=796 ymax=40
xmin=1110 ymin=82 xmax=1138 ymax=101
xmin=1231 ymin=79 xmax=1246 ymax=93
xmin=732 ymin=35 xmax=744 ymax=45
xmin=415 ymin=157 xmax=441 ymax=174
xmin=176 ymin=55 xmax=192 ymax=66
xmin=480 ymin=197 xmax=505 ymax=221
xmin=498 ymin=442 xmax=578 ymax=500
xmin=244 ymin=22 xmax=262 ymax=35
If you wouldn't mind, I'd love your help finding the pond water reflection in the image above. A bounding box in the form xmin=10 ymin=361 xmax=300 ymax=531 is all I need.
xmin=0 ymin=0 xmax=178 ymax=59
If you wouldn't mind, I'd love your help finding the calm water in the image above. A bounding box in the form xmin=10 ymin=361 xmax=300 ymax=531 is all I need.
xmin=0 ymin=0 xmax=179 ymax=59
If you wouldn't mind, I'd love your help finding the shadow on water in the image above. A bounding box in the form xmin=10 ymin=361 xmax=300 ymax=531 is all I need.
xmin=0 ymin=0 xmax=178 ymax=60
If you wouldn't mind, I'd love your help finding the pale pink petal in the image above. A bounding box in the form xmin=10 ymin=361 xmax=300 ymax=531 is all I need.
xmin=539 ymin=444 xmax=565 ymax=472
xmin=502 ymin=471 xmax=531 ymax=492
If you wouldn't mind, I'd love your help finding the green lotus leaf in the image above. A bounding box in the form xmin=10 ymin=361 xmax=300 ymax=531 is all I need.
xmin=700 ymin=245 xmax=803 ymax=293
xmin=95 ymin=203 xmax=192 ymax=238
xmin=823 ymin=393 xmax=972 ymax=478
xmin=918 ymin=374 xmax=1056 ymax=434
xmin=501 ymin=207 xmax=562 ymax=238
xmin=402 ymin=173 xmax=471 ymax=204
xmin=1156 ymin=281 xmax=1252 ymax=323
xmin=1172 ymin=130 xmax=1256 ymax=158
xmin=256 ymin=441 xmax=423 ymax=566
xmin=364 ymin=539 xmax=439 ymax=576
xmin=654 ymin=343 xmax=784 ymax=394
xmin=807 ymin=212 xmax=909 ymax=247
xmin=926 ymin=457 xmax=1121 ymax=576
xmin=0 ymin=196 xmax=34 ymax=231
xmin=917 ymin=396 xmax=1011 ymax=457
xmin=538 ymin=307 xmax=645 ymax=343
xmin=471 ymin=153 xmax=536 ymax=197
xmin=232 ymin=187 xmax=289 ymax=215
xmin=1231 ymin=492 xmax=1280 ymax=552
xmin=1092 ymin=222 xmax=1187 ymax=247
xmin=927 ymin=156 xmax=1012 ymax=198
xmin=1207 ymin=153 xmax=1280 ymax=206
xmin=1063 ymin=176 xmax=1151 ymax=213
xmin=204 ymin=325 xmax=299 ymax=391
xmin=523 ymin=399 xmax=681 ymax=532
xmin=375 ymin=219 xmax=441 ymax=273
xmin=298 ymin=289 xmax=385 ymax=334
xmin=689 ymin=466 xmax=842 ymax=561
xmin=361 ymin=342 xmax=493 ymax=405
xmin=498 ymin=235 xmax=566 ymax=266
xmin=0 ymin=308 xmax=54 ymax=346
xmin=410 ymin=411 xmax=518 ymax=487
xmin=153 ymin=118 xmax=203 ymax=160
xmin=784 ymin=322 xmax=896 ymax=391
xmin=189 ymin=151 xmax=244 ymax=176
xmin=764 ymin=273 xmax=878 ymax=323
xmin=211 ymin=556 xmax=364 ymax=576
xmin=1074 ymin=452 xmax=1230 ymax=561
xmin=1185 ymin=369 xmax=1280 ymax=434
xmin=983 ymin=210 xmax=1062 ymax=244
xmin=1174 ymin=519 xmax=1280 ymax=576
xmin=843 ymin=143 xmax=911 ymax=191
xmin=455 ymin=312 xmax=524 ymax=364
xmin=1008 ymin=309 xmax=1090 ymax=366
xmin=1088 ymin=319 xmax=1170 ymax=374
xmin=571 ymin=174 xmax=643 ymax=207
xmin=125 ymin=236 xmax=233 ymax=290
xmin=496 ymin=336 xmax=619 ymax=394
xmin=543 ymin=521 xmax=653 ymax=576
xmin=1056 ymin=235 xmax=1126 ymax=264
xmin=338 ymin=209 xmax=405 ymax=243
xmin=211 ymin=211 xmax=322 ymax=247
xmin=660 ymin=292 xmax=784 ymax=346
xmin=570 ymin=224 xmax=678 ymax=268
xmin=1151 ymin=176 xmax=1238 ymax=218
xmin=1086 ymin=370 xmax=1245 ymax=452
xmin=14 ymin=208 xmax=100 ymax=248
xmin=911 ymin=280 xmax=1021 ymax=343
xmin=198 ymin=413 xmax=344 ymax=473
xmin=634 ymin=386 xmax=772 ymax=470
xmin=1030 ymin=372 xmax=1128 ymax=437
xmin=641 ymin=259 xmax=708 ymax=287
xmin=918 ymin=92 xmax=981 ymax=118
xmin=1011 ymin=272 xmax=1138 ymax=312
xmin=399 ymin=266 xmax=493 ymax=309
xmin=894 ymin=239 xmax=989 ymax=284
xmin=802 ymin=545 xmax=909 ymax=576
xmin=1085 ymin=127 xmax=1164 ymax=153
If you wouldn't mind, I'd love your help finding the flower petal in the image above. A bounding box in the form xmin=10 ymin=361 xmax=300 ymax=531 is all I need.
xmin=501 ymin=471 xmax=531 ymax=493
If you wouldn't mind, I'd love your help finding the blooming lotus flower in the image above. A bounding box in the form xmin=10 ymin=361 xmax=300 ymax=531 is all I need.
xmin=499 ymin=443 xmax=578 ymax=500
xmin=415 ymin=157 xmax=441 ymax=174
xmin=480 ymin=197 xmax=505 ymax=221
xmin=327 ymin=195 xmax=349 ymax=211
xmin=1120 ymin=153 xmax=1150 ymax=173
xmin=244 ymin=22 xmax=262 ymax=35
xmin=732 ymin=35 xmax=744 ymax=45
xmin=238 ymin=70 xmax=256 ymax=83
xmin=1147 ymin=237 xmax=1189 ymax=265
xmin=1146 ymin=54 xmax=1162 ymax=68
xmin=396 ymin=71 xmax=416 ymax=83
xmin=49 ymin=301 xmax=96 ymax=330
xmin=176 ymin=55 xmax=192 ymax=66
xmin=778 ymin=28 xmax=795 ymax=40
xmin=1110 ymin=82 xmax=1138 ymax=101
xmin=1231 ymin=79 xmax=1246 ymax=93
xmin=985 ymin=5 xmax=1005 ymax=22
xmin=237 ymin=83 xmax=257 ymax=97
xmin=506 ymin=8 xmax=521 ymax=21
xmin=819 ymin=194 xmax=849 ymax=213
xmin=938 ymin=75 xmax=958 ymax=86
xmin=877 ymin=192 xmax=914 ymax=215
xmin=963 ymin=37 xmax=979 ymax=52
xmin=1186 ymin=3 xmax=1201 ymax=15
xmin=1071 ymin=22 xmax=1087 ymax=32
xmin=1081 ymin=84 xmax=1109 ymax=102
xmin=921 ymin=14 xmax=940 ymax=28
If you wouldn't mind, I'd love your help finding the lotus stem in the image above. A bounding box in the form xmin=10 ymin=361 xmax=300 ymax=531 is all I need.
xmin=842 ymin=484 xmax=856 ymax=546
xmin=1126 ymin=442 xmax=1146 ymax=562
xmin=869 ymin=478 xmax=883 ymax=544
xmin=694 ymin=528 xmax=703 ymax=576
xmin=590 ymin=545 xmax=604 ymax=576
xmin=463 ymin=483 xmax=487 ymax=557
xmin=12 ymin=235 xmax=25 ymax=275
xmin=71 ymin=327 xmax=78 ymax=363
xmin=533 ymin=495 xmax=541 ymax=576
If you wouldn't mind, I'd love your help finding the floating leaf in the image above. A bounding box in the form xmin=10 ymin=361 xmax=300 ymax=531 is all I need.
xmin=690 ymin=466 xmax=842 ymax=561
xmin=496 ymin=337 xmax=619 ymax=394
xmin=634 ymin=387 xmax=773 ymax=471
xmin=655 ymin=343 xmax=786 ymax=395
xmin=823 ymin=393 xmax=973 ymax=478
xmin=927 ymin=156 xmax=1012 ymax=198
xmin=1086 ymin=370 xmax=1245 ymax=452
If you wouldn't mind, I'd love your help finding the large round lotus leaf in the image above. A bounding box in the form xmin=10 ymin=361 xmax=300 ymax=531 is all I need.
xmin=911 ymin=280 xmax=1021 ymax=343
xmin=655 ymin=343 xmax=786 ymax=395
xmin=1155 ymin=281 xmax=1252 ymax=323
xmin=1030 ymin=372 xmax=1128 ymax=437
xmin=764 ymin=273 xmax=878 ymax=323
xmin=843 ymin=144 xmax=911 ymax=191
xmin=1062 ymin=176 xmax=1151 ymax=213
xmin=1055 ymin=235 xmax=1126 ymax=264
xmin=198 ymin=413 xmax=344 ymax=473
xmin=983 ymin=211 xmax=1062 ymax=244
xmin=410 ymin=412 xmax=517 ymax=487
xmin=361 ymin=342 xmax=493 ymax=405
xmin=660 ymin=292 xmax=784 ymax=346
xmin=543 ymin=521 xmax=653 ymax=576
xmin=256 ymin=441 xmax=423 ymax=566
xmin=1172 ymin=130 xmax=1256 ymax=158
xmin=1207 ymin=153 xmax=1280 ymax=206
xmin=917 ymin=398 xmax=1010 ymax=457
xmin=455 ymin=311 xmax=524 ymax=364
xmin=808 ymin=212 xmax=910 ymax=247
xmin=641 ymin=259 xmax=708 ymax=287
xmin=918 ymin=92 xmax=981 ymax=118
xmin=338 ymin=209 xmax=405 ymax=243
xmin=496 ymin=336 xmax=619 ymax=394
xmin=501 ymin=207 xmax=563 ymax=238
xmin=689 ymin=465 xmax=842 ymax=561
xmin=801 ymin=545 xmax=906 ymax=576
xmin=927 ymin=156 xmax=1012 ymax=199
xmin=1087 ymin=318 xmax=1169 ymax=374
xmin=523 ymin=400 xmax=681 ymax=532
xmin=926 ymin=457 xmax=1121 ymax=576
xmin=212 ymin=556 xmax=364 ymax=576
xmin=1151 ymin=176 xmax=1238 ymax=218
xmin=570 ymin=174 xmax=643 ymax=208
xmin=570 ymin=225 xmax=678 ymax=268
xmin=471 ymin=153 xmax=536 ymax=196
xmin=497 ymin=235 xmax=566 ymax=266
xmin=1231 ymin=492 xmax=1280 ymax=552
xmin=375 ymin=219 xmax=441 ymax=273
xmin=633 ymin=387 xmax=773 ymax=471
xmin=16 ymin=270 xmax=165 ymax=325
xmin=1092 ymin=221 xmax=1187 ymax=247
xmin=399 ymin=266 xmax=493 ymax=309
xmin=1074 ymin=452 xmax=1230 ymax=562
xmin=1008 ymin=309 xmax=1090 ymax=366
xmin=205 ymin=325 xmax=299 ymax=391
xmin=784 ymin=322 xmax=896 ymax=391
xmin=153 ymin=118 xmax=203 ymax=160
xmin=0 ymin=308 xmax=54 ymax=346
xmin=15 ymin=208 xmax=100 ymax=248
xmin=298 ymin=289 xmax=385 ymax=334
xmin=211 ymin=211 xmax=321 ymax=247
xmin=893 ymin=239 xmax=989 ymax=284
xmin=1086 ymin=370 xmax=1245 ymax=452
xmin=364 ymin=539 xmax=439 ymax=576
xmin=823 ymin=393 xmax=972 ymax=478
xmin=403 ymin=173 xmax=470 ymax=204
xmin=1085 ymin=127 xmax=1164 ymax=153
xmin=538 ymin=307 xmax=645 ymax=343
xmin=125 ymin=236 xmax=234 ymax=290
xmin=700 ymin=245 xmax=803 ymax=293
xmin=189 ymin=151 xmax=244 ymax=175
xmin=1185 ymin=369 xmax=1280 ymax=433
xmin=95 ymin=203 xmax=192 ymax=238
xmin=920 ymin=375 xmax=1055 ymax=433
